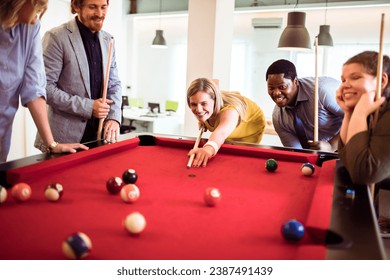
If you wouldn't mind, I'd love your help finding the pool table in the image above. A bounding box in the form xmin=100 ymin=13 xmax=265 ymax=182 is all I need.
xmin=0 ymin=134 xmax=386 ymax=260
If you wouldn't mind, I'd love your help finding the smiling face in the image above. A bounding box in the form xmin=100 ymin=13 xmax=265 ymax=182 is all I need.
xmin=267 ymin=74 xmax=299 ymax=107
xmin=189 ymin=91 xmax=215 ymax=123
xmin=339 ymin=63 xmax=377 ymax=109
xmin=74 ymin=0 xmax=108 ymax=33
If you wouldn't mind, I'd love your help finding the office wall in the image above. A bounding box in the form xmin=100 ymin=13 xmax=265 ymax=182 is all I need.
xmin=125 ymin=5 xmax=390 ymax=129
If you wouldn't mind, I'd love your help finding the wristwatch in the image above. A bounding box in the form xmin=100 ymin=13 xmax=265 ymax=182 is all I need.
xmin=48 ymin=141 xmax=58 ymax=152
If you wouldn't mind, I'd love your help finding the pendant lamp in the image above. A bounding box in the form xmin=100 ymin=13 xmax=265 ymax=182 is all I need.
xmin=317 ymin=25 xmax=333 ymax=47
xmin=152 ymin=30 xmax=167 ymax=48
xmin=151 ymin=0 xmax=167 ymax=48
xmin=316 ymin=0 xmax=334 ymax=47
xmin=278 ymin=11 xmax=311 ymax=50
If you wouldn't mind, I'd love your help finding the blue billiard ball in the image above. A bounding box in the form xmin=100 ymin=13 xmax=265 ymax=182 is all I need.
xmin=265 ymin=158 xmax=278 ymax=172
xmin=62 ymin=232 xmax=92 ymax=259
xmin=301 ymin=162 xmax=315 ymax=176
xmin=281 ymin=219 xmax=305 ymax=242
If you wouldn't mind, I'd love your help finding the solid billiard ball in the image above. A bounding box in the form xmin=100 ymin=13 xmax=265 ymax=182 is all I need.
xmin=301 ymin=162 xmax=315 ymax=176
xmin=62 ymin=232 xmax=92 ymax=259
xmin=11 ymin=182 xmax=32 ymax=202
xmin=281 ymin=219 xmax=305 ymax=242
xmin=106 ymin=176 xmax=124 ymax=194
xmin=120 ymin=184 xmax=140 ymax=203
xmin=345 ymin=189 xmax=356 ymax=200
xmin=124 ymin=212 xmax=146 ymax=235
xmin=45 ymin=183 xmax=64 ymax=202
xmin=265 ymin=158 xmax=278 ymax=172
xmin=0 ymin=185 xmax=7 ymax=204
xmin=122 ymin=169 xmax=138 ymax=184
xmin=204 ymin=187 xmax=221 ymax=207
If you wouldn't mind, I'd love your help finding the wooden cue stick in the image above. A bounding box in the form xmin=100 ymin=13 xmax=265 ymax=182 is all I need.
xmin=369 ymin=13 xmax=385 ymax=199
xmin=314 ymin=36 xmax=319 ymax=142
xmin=186 ymin=127 xmax=205 ymax=168
xmin=97 ymin=37 xmax=114 ymax=140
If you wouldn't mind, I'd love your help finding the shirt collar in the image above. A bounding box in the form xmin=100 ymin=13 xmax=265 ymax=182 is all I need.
xmin=76 ymin=16 xmax=98 ymax=41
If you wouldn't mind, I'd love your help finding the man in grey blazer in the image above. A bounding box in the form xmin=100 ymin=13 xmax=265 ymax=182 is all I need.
xmin=35 ymin=0 xmax=121 ymax=151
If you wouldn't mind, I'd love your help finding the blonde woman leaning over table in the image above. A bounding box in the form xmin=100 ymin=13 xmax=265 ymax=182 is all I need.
xmin=187 ymin=78 xmax=266 ymax=167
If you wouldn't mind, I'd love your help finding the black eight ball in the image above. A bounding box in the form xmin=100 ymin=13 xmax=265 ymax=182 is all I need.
xmin=122 ymin=169 xmax=138 ymax=184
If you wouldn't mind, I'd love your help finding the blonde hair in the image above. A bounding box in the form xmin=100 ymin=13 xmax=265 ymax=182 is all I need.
xmin=0 ymin=0 xmax=47 ymax=28
xmin=186 ymin=78 xmax=248 ymax=121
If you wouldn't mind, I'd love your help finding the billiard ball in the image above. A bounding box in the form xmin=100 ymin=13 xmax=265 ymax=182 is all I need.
xmin=122 ymin=169 xmax=138 ymax=184
xmin=120 ymin=184 xmax=140 ymax=203
xmin=0 ymin=185 xmax=7 ymax=204
xmin=62 ymin=232 xmax=92 ymax=259
xmin=204 ymin=187 xmax=221 ymax=207
xmin=106 ymin=176 xmax=124 ymax=194
xmin=44 ymin=183 xmax=64 ymax=202
xmin=265 ymin=158 xmax=278 ymax=172
xmin=301 ymin=162 xmax=315 ymax=176
xmin=11 ymin=182 xmax=32 ymax=202
xmin=0 ymin=185 xmax=8 ymax=203
xmin=124 ymin=212 xmax=146 ymax=234
xmin=345 ymin=189 xmax=356 ymax=200
xmin=281 ymin=219 xmax=305 ymax=242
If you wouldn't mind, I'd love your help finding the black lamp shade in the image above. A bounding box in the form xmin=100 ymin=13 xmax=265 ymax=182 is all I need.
xmin=278 ymin=12 xmax=311 ymax=50
xmin=317 ymin=25 xmax=334 ymax=47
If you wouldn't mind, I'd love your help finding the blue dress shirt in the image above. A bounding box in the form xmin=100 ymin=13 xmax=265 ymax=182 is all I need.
xmin=0 ymin=22 xmax=46 ymax=162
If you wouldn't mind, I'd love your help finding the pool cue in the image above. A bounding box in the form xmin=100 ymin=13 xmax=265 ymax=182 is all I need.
xmin=186 ymin=126 xmax=205 ymax=168
xmin=369 ymin=13 xmax=385 ymax=198
xmin=97 ymin=37 xmax=114 ymax=140
xmin=314 ymin=36 xmax=319 ymax=142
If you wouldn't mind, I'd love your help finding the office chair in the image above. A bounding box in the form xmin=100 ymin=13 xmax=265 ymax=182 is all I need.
xmin=120 ymin=96 xmax=136 ymax=134
xmin=165 ymin=100 xmax=179 ymax=112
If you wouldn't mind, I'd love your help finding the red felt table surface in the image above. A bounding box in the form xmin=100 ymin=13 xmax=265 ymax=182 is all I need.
xmin=0 ymin=137 xmax=335 ymax=260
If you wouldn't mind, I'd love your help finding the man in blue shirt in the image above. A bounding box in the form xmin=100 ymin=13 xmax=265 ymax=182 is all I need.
xmin=266 ymin=59 xmax=344 ymax=152
xmin=0 ymin=0 xmax=88 ymax=162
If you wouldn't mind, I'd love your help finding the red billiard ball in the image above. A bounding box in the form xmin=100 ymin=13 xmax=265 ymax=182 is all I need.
xmin=204 ymin=187 xmax=221 ymax=207
xmin=62 ymin=232 xmax=92 ymax=259
xmin=106 ymin=176 xmax=124 ymax=194
xmin=120 ymin=184 xmax=140 ymax=203
xmin=301 ymin=162 xmax=315 ymax=176
xmin=124 ymin=212 xmax=146 ymax=235
xmin=11 ymin=182 xmax=32 ymax=202
xmin=45 ymin=183 xmax=64 ymax=202
xmin=0 ymin=185 xmax=7 ymax=204
xmin=122 ymin=169 xmax=138 ymax=184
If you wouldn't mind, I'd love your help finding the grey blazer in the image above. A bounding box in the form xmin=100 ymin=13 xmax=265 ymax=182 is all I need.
xmin=35 ymin=18 xmax=122 ymax=149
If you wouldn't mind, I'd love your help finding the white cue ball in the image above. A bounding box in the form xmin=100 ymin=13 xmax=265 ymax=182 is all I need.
xmin=124 ymin=212 xmax=146 ymax=234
